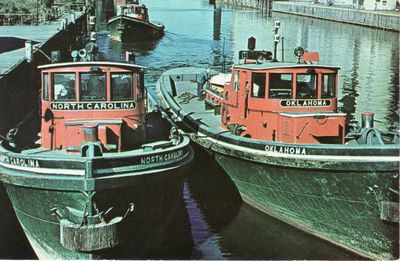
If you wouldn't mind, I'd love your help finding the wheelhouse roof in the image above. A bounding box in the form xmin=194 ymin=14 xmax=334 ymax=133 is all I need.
xmin=38 ymin=61 xmax=146 ymax=71
xmin=233 ymin=62 xmax=340 ymax=71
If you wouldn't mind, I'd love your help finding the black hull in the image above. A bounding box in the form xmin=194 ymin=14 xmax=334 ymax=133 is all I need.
xmin=4 ymin=170 xmax=192 ymax=259
xmin=0 ymin=135 xmax=194 ymax=259
xmin=107 ymin=15 xmax=164 ymax=42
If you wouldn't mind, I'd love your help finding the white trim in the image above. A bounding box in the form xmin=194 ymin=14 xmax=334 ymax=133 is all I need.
xmin=0 ymin=162 xmax=85 ymax=176
xmin=198 ymin=134 xmax=399 ymax=163
xmin=38 ymin=61 xmax=145 ymax=70
xmin=279 ymin=112 xmax=346 ymax=117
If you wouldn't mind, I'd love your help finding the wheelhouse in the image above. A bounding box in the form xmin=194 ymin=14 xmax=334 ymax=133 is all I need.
xmin=221 ymin=63 xmax=346 ymax=144
xmin=116 ymin=2 xmax=148 ymax=21
xmin=40 ymin=62 xmax=146 ymax=152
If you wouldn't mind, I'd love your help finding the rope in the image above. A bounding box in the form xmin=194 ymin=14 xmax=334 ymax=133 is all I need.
xmin=178 ymin=91 xmax=197 ymax=104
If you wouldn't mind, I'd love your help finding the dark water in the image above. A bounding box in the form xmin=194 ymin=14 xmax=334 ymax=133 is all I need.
xmin=0 ymin=0 xmax=398 ymax=259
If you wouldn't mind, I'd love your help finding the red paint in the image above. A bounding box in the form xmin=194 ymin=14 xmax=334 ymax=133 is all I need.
xmin=40 ymin=62 xmax=146 ymax=152
xmin=220 ymin=65 xmax=346 ymax=144
xmin=115 ymin=0 xmax=149 ymax=22
xmin=302 ymin=52 xmax=320 ymax=63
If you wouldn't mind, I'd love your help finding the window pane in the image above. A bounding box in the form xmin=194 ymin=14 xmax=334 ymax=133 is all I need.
xmin=137 ymin=73 xmax=144 ymax=99
xmin=251 ymin=73 xmax=266 ymax=98
xmin=80 ymin=73 xmax=106 ymax=101
xmin=296 ymin=74 xmax=317 ymax=99
xmin=322 ymin=74 xmax=335 ymax=98
xmin=43 ymin=73 xmax=49 ymax=100
xmin=269 ymin=73 xmax=292 ymax=99
xmin=233 ymin=70 xmax=239 ymax=92
xmin=53 ymin=73 xmax=76 ymax=101
xmin=111 ymin=73 xmax=133 ymax=100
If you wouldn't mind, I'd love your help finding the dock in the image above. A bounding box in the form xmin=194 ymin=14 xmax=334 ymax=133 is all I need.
xmin=272 ymin=1 xmax=400 ymax=31
xmin=0 ymin=12 xmax=85 ymax=76
xmin=0 ymin=12 xmax=88 ymax=135
xmin=221 ymin=0 xmax=400 ymax=31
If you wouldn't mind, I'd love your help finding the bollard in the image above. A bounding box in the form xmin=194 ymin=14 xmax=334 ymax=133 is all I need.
xmin=83 ymin=124 xmax=99 ymax=142
xmin=25 ymin=40 xmax=33 ymax=63
xmin=361 ymin=112 xmax=374 ymax=128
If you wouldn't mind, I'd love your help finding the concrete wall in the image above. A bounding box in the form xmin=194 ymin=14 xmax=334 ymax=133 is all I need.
xmin=0 ymin=14 xmax=88 ymax=136
xmin=362 ymin=0 xmax=397 ymax=10
xmin=272 ymin=2 xmax=400 ymax=31
xmin=222 ymin=0 xmax=260 ymax=7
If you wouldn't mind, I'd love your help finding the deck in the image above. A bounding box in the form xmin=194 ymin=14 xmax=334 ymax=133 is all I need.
xmin=158 ymin=67 xmax=224 ymax=132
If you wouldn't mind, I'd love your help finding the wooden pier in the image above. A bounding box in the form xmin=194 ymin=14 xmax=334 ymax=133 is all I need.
xmin=0 ymin=12 xmax=88 ymax=135
xmin=272 ymin=1 xmax=400 ymax=31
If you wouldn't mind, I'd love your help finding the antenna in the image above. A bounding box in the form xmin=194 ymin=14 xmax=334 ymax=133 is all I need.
xmin=222 ymin=37 xmax=226 ymax=72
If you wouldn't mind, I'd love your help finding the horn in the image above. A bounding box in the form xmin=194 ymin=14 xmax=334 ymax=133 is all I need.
xmin=78 ymin=48 xmax=87 ymax=58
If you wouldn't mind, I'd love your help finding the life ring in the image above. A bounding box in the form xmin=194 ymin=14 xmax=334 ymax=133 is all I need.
xmin=221 ymin=105 xmax=229 ymax=125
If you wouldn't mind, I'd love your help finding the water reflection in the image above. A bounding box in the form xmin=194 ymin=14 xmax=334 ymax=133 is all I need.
xmin=340 ymin=39 xmax=361 ymax=125
xmin=213 ymin=2 xmax=222 ymax=40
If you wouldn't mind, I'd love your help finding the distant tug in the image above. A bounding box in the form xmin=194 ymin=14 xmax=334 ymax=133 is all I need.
xmin=156 ymin=25 xmax=400 ymax=260
xmin=107 ymin=0 xmax=165 ymax=42
xmin=0 ymin=46 xmax=193 ymax=259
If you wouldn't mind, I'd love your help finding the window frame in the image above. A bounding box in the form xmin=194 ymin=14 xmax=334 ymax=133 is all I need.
xmin=43 ymin=73 xmax=49 ymax=101
xmin=251 ymin=72 xmax=266 ymax=99
xmin=268 ymin=73 xmax=293 ymax=99
xmin=295 ymin=73 xmax=318 ymax=99
xmin=321 ymin=73 xmax=336 ymax=99
xmin=110 ymin=72 xmax=134 ymax=101
xmin=52 ymin=72 xmax=76 ymax=101
xmin=233 ymin=70 xmax=239 ymax=92
xmin=136 ymin=72 xmax=145 ymax=99
xmin=79 ymin=72 xmax=107 ymax=101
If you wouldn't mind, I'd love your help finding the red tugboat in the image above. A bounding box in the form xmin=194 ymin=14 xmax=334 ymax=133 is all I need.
xmin=156 ymin=32 xmax=399 ymax=260
xmin=0 ymin=47 xmax=193 ymax=259
xmin=107 ymin=0 xmax=165 ymax=42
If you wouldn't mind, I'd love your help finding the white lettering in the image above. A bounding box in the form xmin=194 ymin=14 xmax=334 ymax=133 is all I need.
xmin=264 ymin=145 xmax=307 ymax=155
xmin=0 ymin=155 xmax=40 ymax=168
xmin=140 ymin=150 xmax=184 ymax=165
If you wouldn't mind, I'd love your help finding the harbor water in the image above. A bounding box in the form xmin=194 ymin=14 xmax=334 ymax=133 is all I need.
xmin=1 ymin=0 xmax=398 ymax=259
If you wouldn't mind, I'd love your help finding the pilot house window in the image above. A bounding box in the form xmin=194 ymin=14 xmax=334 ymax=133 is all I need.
xmin=137 ymin=73 xmax=144 ymax=99
xmin=111 ymin=73 xmax=133 ymax=100
xmin=233 ymin=70 xmax=239 ymax=92
xmin=43 ymin=73 xmax=49 ymax=101
xmin=251 ymin=72 xmax=266 ymax=98
xmin=269 ymin=73 xmax=292 ymax=99
xmin=80 ymin=72 xmax=106 ymax=101
xmin=53 ymin=73 xmax=76 ymax=101
xmin=296 ymin=74 xmax=317 ymax=99
xmin=321 ymin=74 xmax=335 ymax=98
